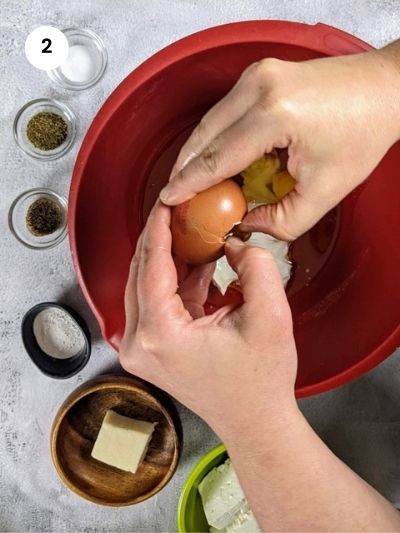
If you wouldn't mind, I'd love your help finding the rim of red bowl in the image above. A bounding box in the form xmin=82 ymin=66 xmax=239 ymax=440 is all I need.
xmin=69 ymin=20 xmax=398 ymax=397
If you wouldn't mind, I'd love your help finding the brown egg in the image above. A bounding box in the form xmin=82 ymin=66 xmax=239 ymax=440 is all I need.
xmin=171 ymin=179 xmax=247 ymax=264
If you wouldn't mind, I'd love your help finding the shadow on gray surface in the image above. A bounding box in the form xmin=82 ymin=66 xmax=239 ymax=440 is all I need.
xmin=175 ymin=402 xmax=220 ymax=469
xmin=300 ymin=351 xmax=400 ymax=508
xmin=57 ymin=282 xmax=103 ymax=345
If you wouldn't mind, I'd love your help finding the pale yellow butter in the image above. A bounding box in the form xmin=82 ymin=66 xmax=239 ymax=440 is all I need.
xmin=91 ymin=410 xmax=156 ymax=473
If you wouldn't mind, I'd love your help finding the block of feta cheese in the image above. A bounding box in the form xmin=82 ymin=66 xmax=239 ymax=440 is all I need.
xmin=91 ymin=410 xmax=156 ymax=473
xmin=198 ymin=459 xmax=246 ymax=530
xmin=210 ymin=502 xmax=261 ymax=533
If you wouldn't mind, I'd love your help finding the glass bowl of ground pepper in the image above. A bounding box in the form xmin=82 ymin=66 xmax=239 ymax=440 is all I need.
xmin=13 ymin=98 xmax=76 ymax=160
xmin=8 ymin=188 xmax=67 ymax=249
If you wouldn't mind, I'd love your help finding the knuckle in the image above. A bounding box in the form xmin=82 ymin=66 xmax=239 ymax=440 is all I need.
xmin=248 ymin=58 xmax=281 ymax=81
xmin=256 ymin=90 xmax=293 ymax=119
xmin=130 ymin=253 xmax=140 ymax=272
xmin=200 ymin=142 xmax=220 ymax=176
xmin=194 ymin=117 xmax=208 ymax=144
xmin=244 ymin=60 xmax=285 ymax=110
xmin=259 ymin=58 xmax=284 ymax=82
xmin=174 ymin=164 xmax=192 ymax=185
xmin=271 ymin=96 xmax=296 ymax=121
xmin=174 ymin=168 xmax=185 ymax=182
xmin=135 ymin=326 xmax=158 ymax=354
xmin=140 ymin=239 xmax=152 ymax=262
xmin=241 ymin=60 xmax=261 ymax=79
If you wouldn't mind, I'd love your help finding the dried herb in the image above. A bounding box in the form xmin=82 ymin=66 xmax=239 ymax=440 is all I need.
xmin=26 ymin=112 xmax=68 ymax=151
xmin=26 ymin=198 xmax=62 ymax=236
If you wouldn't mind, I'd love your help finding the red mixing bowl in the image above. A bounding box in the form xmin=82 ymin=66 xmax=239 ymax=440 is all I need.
xmin=69 ymin=21 xmax=400 ymax=397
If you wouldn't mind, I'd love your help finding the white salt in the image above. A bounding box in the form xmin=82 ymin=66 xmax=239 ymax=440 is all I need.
xmin=60 ymin=44 xmax=98 ymax=83
xmin=33 ymin=307 xmax=85 ymax=359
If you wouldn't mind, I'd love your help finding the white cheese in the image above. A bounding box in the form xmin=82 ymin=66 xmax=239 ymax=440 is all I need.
xmin=210 ymin=502 xmax=261 ymax=532
xmin=199 ymin=459 xmax=261 ymax=533
xmin=91 ymin=410 xmax=156 ymax=473
xmin=198 ymin=459 xmax=246 ymax=529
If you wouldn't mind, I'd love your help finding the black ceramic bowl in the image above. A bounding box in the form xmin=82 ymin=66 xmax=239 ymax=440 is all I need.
xmin=22 ymin=302 xmax=91 ymax=378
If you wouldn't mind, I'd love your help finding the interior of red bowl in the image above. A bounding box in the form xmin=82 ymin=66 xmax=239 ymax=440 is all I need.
xmin=70 ymin=21 xmax=400 ymax=397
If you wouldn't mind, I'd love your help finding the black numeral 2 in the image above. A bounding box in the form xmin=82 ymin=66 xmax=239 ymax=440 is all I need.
xmin=41 ymin=38 xmax=52 ymax=53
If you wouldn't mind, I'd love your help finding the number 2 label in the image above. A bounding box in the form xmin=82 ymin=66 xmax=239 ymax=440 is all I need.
xmin=41 ymin=38 xmax=52 ymax=53
xmin=25 ymin=26 xmax=68 ymax=70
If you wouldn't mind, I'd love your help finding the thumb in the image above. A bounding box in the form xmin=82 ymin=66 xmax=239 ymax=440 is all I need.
xmin=240 ymin=190 xmax=332 ymax=241
xmin=224 ymin=237 xmax=288 ymax=316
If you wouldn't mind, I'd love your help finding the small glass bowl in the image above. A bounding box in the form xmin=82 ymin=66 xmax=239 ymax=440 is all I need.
xmin=13 ymin=98 xmax=76 ymax=160
xmin=9 ymin=188 xmax=68 ymax=250
xmin=48 ymin=28 xmax=107 ymax=90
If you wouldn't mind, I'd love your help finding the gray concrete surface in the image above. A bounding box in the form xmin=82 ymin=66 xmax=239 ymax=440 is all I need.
xmin=1 ymin=0 xmax=399 ymax=531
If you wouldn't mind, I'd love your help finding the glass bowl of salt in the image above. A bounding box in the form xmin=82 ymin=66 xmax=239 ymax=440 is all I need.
xmin=22 ymin=302 xmax=91 ymax=379
xmin=48 ymin=28 xmax=107 ymax=90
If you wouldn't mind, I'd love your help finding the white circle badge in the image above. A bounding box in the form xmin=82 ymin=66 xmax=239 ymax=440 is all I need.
xmin=25 ymin=26 xmax=69 ymax=71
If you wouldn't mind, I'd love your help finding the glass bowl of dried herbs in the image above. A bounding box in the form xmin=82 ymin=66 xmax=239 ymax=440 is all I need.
xmin=8 ymin=188 xmax=68 ymax=249
xmin=13 ymin=98 xmax=76 ymax=160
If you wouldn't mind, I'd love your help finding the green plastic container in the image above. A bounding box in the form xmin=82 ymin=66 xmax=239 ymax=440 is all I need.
xmin=177 ymin=443 xmax=228 ymax=532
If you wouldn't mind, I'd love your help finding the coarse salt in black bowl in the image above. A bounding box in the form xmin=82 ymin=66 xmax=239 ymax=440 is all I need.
xmin=21 ymin=302 xmax=91 ymax=379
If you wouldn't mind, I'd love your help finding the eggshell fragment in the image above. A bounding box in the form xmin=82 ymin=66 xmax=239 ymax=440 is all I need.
xmin=213 ymin=232 xmax=292 ymax=294
xmin=171 ymin=179 xmax=247 ymax=264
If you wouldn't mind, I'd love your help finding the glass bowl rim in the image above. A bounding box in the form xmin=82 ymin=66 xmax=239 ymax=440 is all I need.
xmin=8 ymin=187 xmax=68 ymax=249
xmin=47 ymin=27 xmax=108 ymax=90
xmin=13 ymin=98 xmax=76 ymax=160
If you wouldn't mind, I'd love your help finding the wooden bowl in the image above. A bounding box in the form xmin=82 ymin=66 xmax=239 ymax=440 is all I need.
xmin=51 ymin=374 xmax=182 ymax=506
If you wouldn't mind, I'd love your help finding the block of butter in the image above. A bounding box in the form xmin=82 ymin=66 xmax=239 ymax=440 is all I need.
xmin=91 ymin=410 xmax=156 ymax=473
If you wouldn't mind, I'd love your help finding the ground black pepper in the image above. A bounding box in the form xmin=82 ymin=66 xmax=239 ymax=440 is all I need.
xmin=26 ymin=198 xmax=63 ymax=236
xmin=26 ymin=112 xmax=68 ymax=151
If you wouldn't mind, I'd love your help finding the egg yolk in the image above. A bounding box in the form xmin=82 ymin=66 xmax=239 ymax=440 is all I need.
xmin=240 ymin=151 xmax=296 ymax=203
xmin=273 ymin=171 xmax=297 ymax=199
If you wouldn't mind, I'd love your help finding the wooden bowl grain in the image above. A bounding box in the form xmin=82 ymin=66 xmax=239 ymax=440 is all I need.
xmin=51 ymin=374 xmax=182 ymax=506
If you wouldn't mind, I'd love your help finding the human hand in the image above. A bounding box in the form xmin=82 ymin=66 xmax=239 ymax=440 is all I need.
xmin=119 ymin=201 xmax=298 ymax=442
xmin=160 ymin=47 xmax=400 ymax=240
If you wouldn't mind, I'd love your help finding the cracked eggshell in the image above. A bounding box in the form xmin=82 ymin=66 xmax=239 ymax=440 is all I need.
xmin=171 ymin=179 xmax=247 ymax=265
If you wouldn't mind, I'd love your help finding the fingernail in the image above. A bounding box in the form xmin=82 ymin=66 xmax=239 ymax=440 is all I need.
xmin=160 ymin=185 xmax=172 ymax=203
xmin=226 ymin=236 xmax=245 ymax=247
xmin=229 ymin=224 xmax=251 ymax=242
xmin=238 ymin=223 xmax=251 ymax=232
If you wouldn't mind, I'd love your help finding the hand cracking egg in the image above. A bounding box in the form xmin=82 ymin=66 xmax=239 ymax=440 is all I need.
xmin=171 ymin=179 xmax=247 ymax=264
xmin=212 ymin=151 xmax=295 ymax=294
